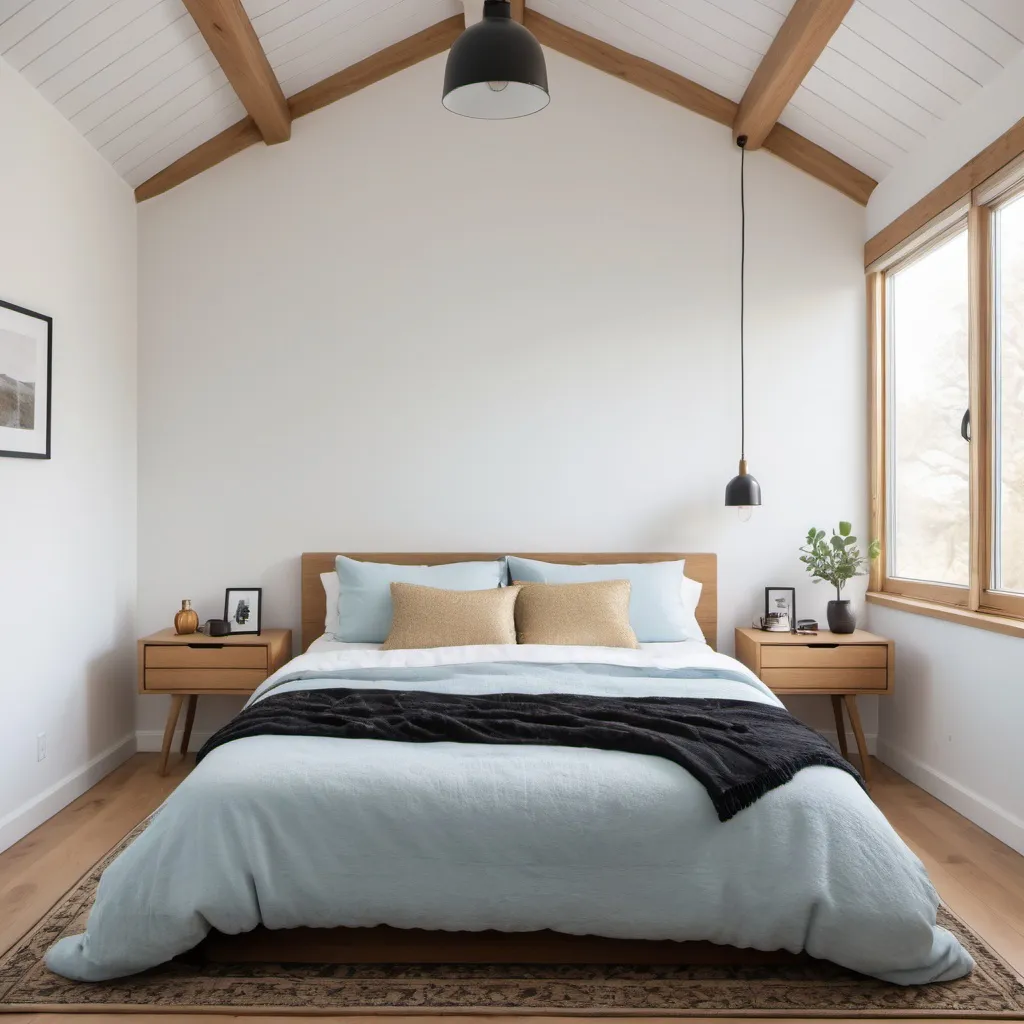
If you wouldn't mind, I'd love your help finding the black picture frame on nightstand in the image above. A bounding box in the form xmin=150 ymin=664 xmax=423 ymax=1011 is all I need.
xmin=764 ymin=587 xmax=796 ymax=632
xmin=224 ymin=587 xmax=262 ymax=635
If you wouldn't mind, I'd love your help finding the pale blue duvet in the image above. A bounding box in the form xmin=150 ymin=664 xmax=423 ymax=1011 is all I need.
xmin=47 ymin=643 xmax=972 ymax=984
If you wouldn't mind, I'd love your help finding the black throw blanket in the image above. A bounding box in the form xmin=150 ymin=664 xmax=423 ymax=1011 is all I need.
xmin=196 ymin=688 xmax=863 ymax=821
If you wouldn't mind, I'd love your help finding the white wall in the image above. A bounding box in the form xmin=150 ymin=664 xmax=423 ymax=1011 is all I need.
xmin=867 ymin=49 xmax=1024 ymax=238
xmin=870 ymin=607 xmax=1024 ymax=854
xmin=137 ymin=49 xmax=869 ymax=746
xmin=0 ymin=59 xmax=138 ymax=850
xmin=866 ymin=53 xmax=1024 ymax=856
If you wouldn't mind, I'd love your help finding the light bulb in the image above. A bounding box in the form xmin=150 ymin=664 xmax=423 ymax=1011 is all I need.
xmin=737 ymin=505 xmax=753 ymax=523
xmin=487 ymin=80 xmax=509 ymax=92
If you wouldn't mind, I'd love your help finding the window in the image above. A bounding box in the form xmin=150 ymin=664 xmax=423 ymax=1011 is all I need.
xmin=886 ymin=229 xmax=970 ymax=591
xmin=869 ymin=167 xmax=1024 ymax=630
xmin=993 ymin=193 xmax=1024 ymax=599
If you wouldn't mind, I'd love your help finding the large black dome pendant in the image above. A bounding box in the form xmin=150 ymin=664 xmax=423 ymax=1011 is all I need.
xmin=442 ymin=0 xmax=549 ymax=119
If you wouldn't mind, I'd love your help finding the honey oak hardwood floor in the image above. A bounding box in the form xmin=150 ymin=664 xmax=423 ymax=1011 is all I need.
xmin=1 ymin=753 xmax=1022 ymax=1024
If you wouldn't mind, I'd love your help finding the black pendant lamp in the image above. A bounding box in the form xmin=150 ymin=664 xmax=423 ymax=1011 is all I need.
xmin=724 ymin=135 xmax=762 ymax=517
xmin=442 ymin=0 xmax=549 ymax=119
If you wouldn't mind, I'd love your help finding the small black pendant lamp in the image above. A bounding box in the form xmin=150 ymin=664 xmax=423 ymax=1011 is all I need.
xmin=442 ymin=0 xmax=549 ymax=119
xmin=724 ymin=135 xmax=762 ymax=517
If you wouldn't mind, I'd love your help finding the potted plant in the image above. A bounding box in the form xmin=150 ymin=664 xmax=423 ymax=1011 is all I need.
xmin=799 ymin=523 xmax=880 ymax=634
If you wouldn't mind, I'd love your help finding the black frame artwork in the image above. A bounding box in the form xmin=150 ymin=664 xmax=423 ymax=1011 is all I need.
xmin=764 ymin=587 xmax=796 ymax=632
xmin=0 ymin=298 xmax=52 ymax=459
xmin=224 ymin=587 xmax=263 ymax=635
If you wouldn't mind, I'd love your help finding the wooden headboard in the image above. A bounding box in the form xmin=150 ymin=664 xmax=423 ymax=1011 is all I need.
xmin=301 ymin=553 xmax=718 ymax=652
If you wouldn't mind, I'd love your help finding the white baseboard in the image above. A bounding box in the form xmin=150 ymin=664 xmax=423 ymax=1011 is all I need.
xmin=0 ymin=734 xmax=137 ymax=854
xmin=876 ymin=739 xmax=1024 ymax=856
xmin=136 ymin=728 xmax=215 ymax=752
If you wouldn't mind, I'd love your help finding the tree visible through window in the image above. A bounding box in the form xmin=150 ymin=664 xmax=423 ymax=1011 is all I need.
xmin=993 ymin=193 xmax=1024 ymax=596
xmin=871 ymin=164 xmax=1024 ymax=628
xmin=886 ymin=230 xmax=970 ymax=588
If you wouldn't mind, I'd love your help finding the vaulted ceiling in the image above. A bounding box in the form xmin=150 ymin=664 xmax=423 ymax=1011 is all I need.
xmin=4 ymin=0 xmax=1023 ymax=202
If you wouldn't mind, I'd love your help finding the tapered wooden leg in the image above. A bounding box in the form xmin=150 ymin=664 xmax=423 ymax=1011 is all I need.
xmin=160 ymin=695 xmax=185 ymax=776
xmin=831 ymin=694 xmax=849 ymax=759
xmin=842 ymin=694 xmax=871 ymax=791
xmin=180 ymin=695 xmax=198 ymax=755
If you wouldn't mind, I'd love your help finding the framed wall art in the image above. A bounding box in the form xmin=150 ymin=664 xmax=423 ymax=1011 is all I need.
xmin=0 ymin=298 xmax=52 ymax=459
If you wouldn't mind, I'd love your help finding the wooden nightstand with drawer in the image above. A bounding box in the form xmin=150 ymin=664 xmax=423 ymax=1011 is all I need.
xmin=734 ymin=628 xmax=894 ymax=789
xmin=139 ymin=628 xmax=292 ymax=775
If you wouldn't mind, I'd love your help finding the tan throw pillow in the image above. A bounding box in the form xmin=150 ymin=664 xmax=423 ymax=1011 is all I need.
xmin=514 ymin=580 xmax=639 ymax=648
xmin=381 ymin=583 xmax=521 ymax=650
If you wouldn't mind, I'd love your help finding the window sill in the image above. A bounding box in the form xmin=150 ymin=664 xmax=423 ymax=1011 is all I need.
xmin=866 ymin=591 xmax=1024 ymax=639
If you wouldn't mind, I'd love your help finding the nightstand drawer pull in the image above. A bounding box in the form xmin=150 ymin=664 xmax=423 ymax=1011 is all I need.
xmin=189 ymin=642 xmax=224 ymax=648
xmin=761 ymin=645 xmax=887 ymax=669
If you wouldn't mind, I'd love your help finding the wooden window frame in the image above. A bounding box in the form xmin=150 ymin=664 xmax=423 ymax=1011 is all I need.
xmin=867 ymin=168 xmax=1024 ymax=636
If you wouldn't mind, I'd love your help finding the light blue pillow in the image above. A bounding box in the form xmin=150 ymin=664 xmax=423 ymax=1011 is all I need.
xmin=335 ymin=556 xmax=507 ymax=643
xmin=506 ymin=556 xmax=702 ymax=643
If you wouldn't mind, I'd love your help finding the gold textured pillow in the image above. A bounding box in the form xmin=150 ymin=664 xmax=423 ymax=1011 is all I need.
xmin=513 ymin=579 xmax=639 ymax=648
xmin=381 ymin=583 xmax=521 ymax=650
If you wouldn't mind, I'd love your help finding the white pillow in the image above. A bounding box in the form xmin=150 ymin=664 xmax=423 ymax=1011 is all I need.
xmin=324 ymin=566 xmax=705 ymax=643
xmin=680 ymin=574 xmax=705 ymax=643
xmin=321 ymin=570 xmax=341 ymax=637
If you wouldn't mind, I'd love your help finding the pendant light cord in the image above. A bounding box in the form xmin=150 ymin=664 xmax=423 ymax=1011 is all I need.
xmin=738 ymin=135 xmax=747 ymax=463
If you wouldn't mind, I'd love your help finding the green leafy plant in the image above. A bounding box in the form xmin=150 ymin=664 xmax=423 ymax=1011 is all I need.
xmin=799 ymin=522 xmax=881 ymax=601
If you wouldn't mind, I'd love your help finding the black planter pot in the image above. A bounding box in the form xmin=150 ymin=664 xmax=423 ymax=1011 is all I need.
xmin=827 ymin=599 xmax=857 ymax=634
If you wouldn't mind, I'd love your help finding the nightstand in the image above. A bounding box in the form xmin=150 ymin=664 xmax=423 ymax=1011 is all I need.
xmin=138 ymin=628 xmax=292 ymax=775
xmin=734 ymin=627 xmax=894 ymax=789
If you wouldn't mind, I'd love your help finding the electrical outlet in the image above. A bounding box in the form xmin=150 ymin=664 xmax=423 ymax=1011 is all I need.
xmin=36 ymin=732 xmax=46 ymax=762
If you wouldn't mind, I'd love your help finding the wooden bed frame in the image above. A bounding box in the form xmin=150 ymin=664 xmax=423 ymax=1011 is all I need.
xmin=204 ymin=551 xmax=735 ymax=967
xmin=300 ymin=551 xmax=718 ymax=651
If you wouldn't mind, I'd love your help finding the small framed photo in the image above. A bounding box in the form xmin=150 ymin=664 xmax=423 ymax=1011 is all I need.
xmin=224 ymin=588 xmax=262 ymax=635
xmin=763 ymin=587 xmax=796 ymax=632
xmin=0 ymin=298 xmax=52 ymax=459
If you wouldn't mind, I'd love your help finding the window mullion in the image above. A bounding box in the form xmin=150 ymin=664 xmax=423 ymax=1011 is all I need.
xmin=868 ymin=271 xmax=886 ymax=594
xmin=967 ymin=204 xmax=992 ymax=613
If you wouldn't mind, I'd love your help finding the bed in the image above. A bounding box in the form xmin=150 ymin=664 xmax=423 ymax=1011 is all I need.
xmin=45 ymin=552 xmax=972 ymax=985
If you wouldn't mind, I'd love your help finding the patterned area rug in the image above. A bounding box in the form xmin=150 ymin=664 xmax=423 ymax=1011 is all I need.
xmin=1 ymin=824 xmax=1022 ymax=1016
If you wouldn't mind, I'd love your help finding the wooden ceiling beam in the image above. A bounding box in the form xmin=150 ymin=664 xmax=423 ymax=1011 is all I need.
xmin=732 ymin=0 xmax=853 ymax=150
xmin=524 ymin=10 xmax=735 ymax=126
xmin=135 ymin=117 xmax=262 ymax=203
xmin=134 ymin=15 xmax=464 ymax=202
xmin=288 ymin=15 xmax=463 ymax=120
xmin=762 ymin=123 xmax=875 ymax=206
xmin=182 ymin=0 xmax=291 ymax=145
xmin=524 ymin=9 xmax=874 ymax=205
xmin=136 ymin=9 xmax=875 ymax=206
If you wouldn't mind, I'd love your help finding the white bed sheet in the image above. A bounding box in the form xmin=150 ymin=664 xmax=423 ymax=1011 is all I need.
xmin=306 ymin=633 xmax=710 ymax=655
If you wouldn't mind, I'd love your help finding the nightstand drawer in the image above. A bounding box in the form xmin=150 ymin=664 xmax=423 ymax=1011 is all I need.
xmin=144 ymin=668 xmax=268 ymax=691
xmin=761 ymin=644 xmax=887 ymax=669
xmin=146 ymin=645 xmax=267 ymax=670
xmin=761 ymin=667 xmax=888 ymax=691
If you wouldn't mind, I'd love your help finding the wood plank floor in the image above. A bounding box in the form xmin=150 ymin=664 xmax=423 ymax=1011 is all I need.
xmin=1 ymin=753 xmax=1022 ymax=1024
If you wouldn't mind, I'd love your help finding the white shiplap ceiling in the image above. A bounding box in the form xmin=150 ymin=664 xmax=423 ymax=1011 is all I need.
xmin=2 ymin=0 xmax=1023 ymax=192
